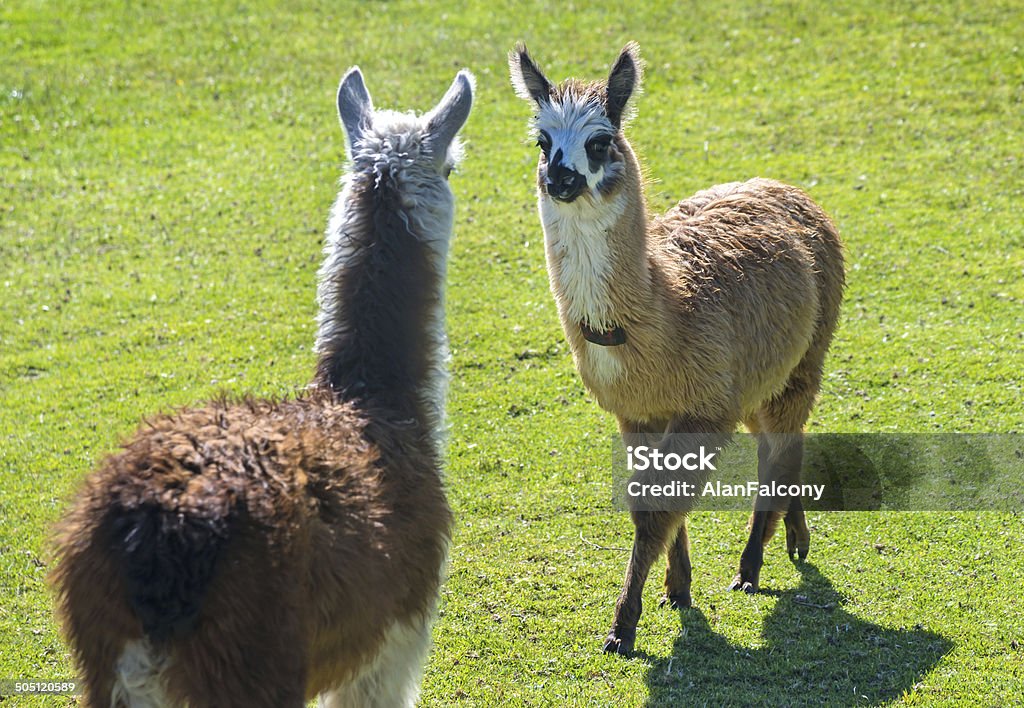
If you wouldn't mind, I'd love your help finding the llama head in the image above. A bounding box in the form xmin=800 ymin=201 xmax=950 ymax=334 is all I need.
xmin=509 ymin=42 xmax=643 ymax=205
xmin=336 ymin=66 xmax=474 ymax=209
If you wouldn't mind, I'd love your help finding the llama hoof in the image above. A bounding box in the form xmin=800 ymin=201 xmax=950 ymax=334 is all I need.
xmin=603 ymin=628 xmax=635 ymax=655
xmin=728 ymin=574 xmax=758 ymax=594
xmin=786 ymin=528 xmax=810 ymax=561
xmin=659 ymin=593 xmax=691 ymax=610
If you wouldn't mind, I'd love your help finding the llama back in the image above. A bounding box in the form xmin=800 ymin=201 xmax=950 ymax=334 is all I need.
xmin=51 ymin=395 xmax=453 ymax=705
xmin=663 ymin=179 xmax=843 ymax=286
xmin=647 ymin=178 xmax=845 ymax=413
xmin=49 ymin=398 xmax=321 ymax=704
xmin=652 ymin=178 xmax=842 ymax=335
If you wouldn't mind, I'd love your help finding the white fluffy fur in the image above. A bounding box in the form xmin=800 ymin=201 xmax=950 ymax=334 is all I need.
xmin=541 ymin=192 xmax=627 ymax=387
xmin=318 ymin=614 xmax=435 ymax=708
xmin=585 ymin=343 xmax=624 ymax=386
xmin=540 ymin=191 xmax=627 ymax=334
xmin=111 ymin=640 xmax=170 ymax=708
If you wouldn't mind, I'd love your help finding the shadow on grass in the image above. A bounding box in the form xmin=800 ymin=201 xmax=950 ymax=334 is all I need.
xmin=641 ymin=562 xmax=951 ymax=706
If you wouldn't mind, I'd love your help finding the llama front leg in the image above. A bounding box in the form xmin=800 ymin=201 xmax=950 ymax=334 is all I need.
xmin=730 ymin=509 xmax=774 ymax=593
xmin=618 ymin=417 xmax=691 ymax=612
xmin=605 ymin=509 xmax=681 ymax=654
xmin=655 ymin=417 xmax=727 ymax=609
xmin=608 ymin=416 xmax=711 ymax=652
xmin=730 ymin=433 xmax=803 ymax=593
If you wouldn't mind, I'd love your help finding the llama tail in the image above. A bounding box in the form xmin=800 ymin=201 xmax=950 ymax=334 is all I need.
xmin=107 ymin=501 xmax=228 ymax=644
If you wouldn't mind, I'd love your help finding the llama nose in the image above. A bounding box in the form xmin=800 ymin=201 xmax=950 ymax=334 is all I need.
xmin=545 ymin=167 xmax=586 ymax=201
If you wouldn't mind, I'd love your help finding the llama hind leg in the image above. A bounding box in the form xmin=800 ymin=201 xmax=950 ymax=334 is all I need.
xmin=318 ymin=614 xmax=435 ymax=708
xmin=731 ymin=362 xmax=820 ymax=592
xmin=729 ymin=433 xmax=800 ymax=593
xmin=784 ymin=495 xmax=811 ymax=560
xmin=660 ymin=519 xmax=692 ymax=609
xmin=164 ymin=541 xmax=310 ymax=708
xmin=768 ymin=354 xmax=826 ymax=563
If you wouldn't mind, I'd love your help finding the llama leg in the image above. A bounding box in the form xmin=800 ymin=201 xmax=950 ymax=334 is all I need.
xmin=729 ymin=416 xmax=770 ymax=594
xmin=51 ymin=547 xmax=141 ymax=708
xmin=609 ymin=414 xmax=677 ymax=654
xmin=617 ymin=417 xmax=692 ymax=612
xmin=605 ymin=510 xmax=681 ymax=654
xmin=730 ymin=433 xmax=802 ymax=593
xmin=784 ymin=495 xmax=810 ymax=560
xmin=731 ymin=347 xmax=822 ymax=590
xmin=730 ymin=510 xmax=771 ymax=594
xmin=609 ymin=416 xmax=722 ymax=651
xmin=660 ymin=519 xmax=692 ymax=609
xmin=658 ymin=417 xmax=727 ymax=604
xmin=763 ymin=354 xmax=822 ymax=565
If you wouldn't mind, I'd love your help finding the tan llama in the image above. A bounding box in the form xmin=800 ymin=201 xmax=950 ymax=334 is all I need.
xmin=49 ymin=66 xmax=474 ymax=706
xmin=510 ymin=42 xmax=844 ymax=655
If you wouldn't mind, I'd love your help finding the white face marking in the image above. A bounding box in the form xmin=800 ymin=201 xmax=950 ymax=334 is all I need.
xmin=535 ymin=97 xmax=615 ymax=191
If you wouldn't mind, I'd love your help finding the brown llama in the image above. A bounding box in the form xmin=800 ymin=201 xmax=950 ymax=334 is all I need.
xmin=509 ymin=42 xmax=845 ymax=654
xmin=49 ymin=66 xmax=474 ymax=706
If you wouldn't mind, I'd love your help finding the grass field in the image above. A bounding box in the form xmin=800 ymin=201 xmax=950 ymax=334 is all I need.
xmin=2 ymin=0 xmax=1022 ymax=705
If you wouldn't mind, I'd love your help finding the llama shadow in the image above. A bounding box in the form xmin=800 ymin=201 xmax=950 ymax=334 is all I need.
xmin=642 ymin=562 xmax=951 ymax=706
xmin=802 ymin=434 xmax=885 ymax=511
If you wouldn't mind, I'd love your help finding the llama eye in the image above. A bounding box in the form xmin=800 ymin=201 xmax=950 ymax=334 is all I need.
xmin=536 ymin=131 xmax=552 ymax=155
xmin=586 ymin=137 xmax=612 ymax=161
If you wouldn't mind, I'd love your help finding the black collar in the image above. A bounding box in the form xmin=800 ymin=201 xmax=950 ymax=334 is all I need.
xmin=580 ymin=321 xmax=627 ymax=346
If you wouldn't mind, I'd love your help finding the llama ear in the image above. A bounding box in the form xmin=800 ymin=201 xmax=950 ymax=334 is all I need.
xmin=337 ymin=66 xmax=374 ymax=155
xmin=424 ymin=69 xmax=475 ymax=164
xmin=508 ymin=42 xmax=553 ymax=106
xmin=605 ymin=42 xmax=643 ymax=128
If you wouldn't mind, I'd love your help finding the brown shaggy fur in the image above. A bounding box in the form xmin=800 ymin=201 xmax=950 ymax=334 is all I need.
xmin=511 ymin=42 xmax=845 ymax=655
xmin=49 ymin=66 xmax=473 ymax=706
xmin=52 ymin=394 xmax=449 ymax=706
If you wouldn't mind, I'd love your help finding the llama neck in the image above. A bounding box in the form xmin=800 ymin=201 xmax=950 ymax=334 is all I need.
xmin=314 ymin=170 xmax=450 ymax=429
xmin=541 ymin=143 xmax=650 ymax=332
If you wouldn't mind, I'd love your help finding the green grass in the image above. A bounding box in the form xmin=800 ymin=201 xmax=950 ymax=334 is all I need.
xmin=2 ymin=0 xmax=1022 ymax=705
